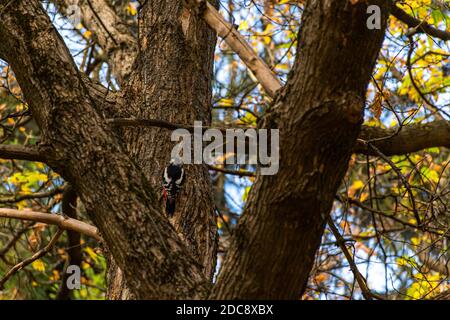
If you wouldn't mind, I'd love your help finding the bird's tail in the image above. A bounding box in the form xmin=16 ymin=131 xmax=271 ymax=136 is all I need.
xmin=166 ymin=198 xmax=176 ymax=217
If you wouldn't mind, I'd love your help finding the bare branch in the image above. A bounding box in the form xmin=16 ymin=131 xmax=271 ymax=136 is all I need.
xmin=3 ymin=118 xmax=448 ymax=169
xmin=107 ymin=117 xmax=252 ymax=133
xmin=0 ymin=208 xmax=100 ymax=241
xmin=208 ymin=165 xmax=255 ymax=177
xmin=52 ymin=0 xmax=138 ymax=83
xmin=356 ymin=120 xmax=450 ymax=156
xmin=390 ymin=2 xmax=450 ymax=41
xmin=0 ymin=144 xmax=46 ymax=162
xmin=0 ymin=228 xmax=64 ymax=289
xmin=366 ymin=143 xmax=421 ymax=225
xmin=0 ymin=221 xmax=34 ymax=260
xmin=327 ymin=216 xmax=385 ymax=300
xmin=183 ymin=0 xmax=282 ymax=97
xmin=0 ymin=186 xmax=64 ymax=204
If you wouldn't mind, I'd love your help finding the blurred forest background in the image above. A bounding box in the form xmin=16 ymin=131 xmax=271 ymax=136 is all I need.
xmin=0 ymin=0 xmax=449 ymax=299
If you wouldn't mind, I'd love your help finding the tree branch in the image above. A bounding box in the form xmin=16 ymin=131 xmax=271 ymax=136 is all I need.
xmin=0 ymin=186 xmax=64 ymax=204
xmin=107 ymin=117 xmax=250 ymax=133
xmin=207 ymin=165 xmax=255 ymax=177
xmin=327 ymin=216 xmax=385 ymax=300
xmin=110 ymin=117 xmax=450 ymax=157
xmin=0 ymin=144 xmax=47 ymax=162
xmin=356 ymin=120 xmax=450 ymax=156
xmin=52 ymin=0 xmax=138 ymax=84
xmin=389 ymin=1 xmax=450 ymax=41
xmin=0 ymin=221 xmax=34 ymax=260
xmin=2 ymin=118 xmax=449 ymax=169
xmin=0 ymin=228 xmax=64 ymax=290
xmin=0 ymin=208 xmax=100 ymax=240
xmin=183 ymin=0 xmax=282 ymax=97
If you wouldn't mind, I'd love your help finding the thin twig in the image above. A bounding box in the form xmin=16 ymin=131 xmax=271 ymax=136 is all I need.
xmin=367 ymin=143 xmax=421 ymax=226
xmin=327 ymin=216 xmax=385 ymax=300
xmin=0 ymin=228 xmax=64 ymax=289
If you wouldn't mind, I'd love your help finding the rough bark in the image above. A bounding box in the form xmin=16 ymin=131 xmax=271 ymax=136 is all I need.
xmin=356 ymin=120 xmax=450 ymax=156
xmin=0 ymin=0 xmax=209 ymax=299
xmin=212 ymin=0 xmax=389 ymax=299
xmin=105 ymin=1 xmax=219 ymax=297
xmin=122 ymin=0 xmax=218 ymax=278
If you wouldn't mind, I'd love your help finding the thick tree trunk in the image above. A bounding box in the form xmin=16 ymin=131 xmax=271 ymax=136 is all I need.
xmin=106 ymin=1 xmax=218 ymax=298
xmin=122 ymin=0 xmax=218 ymax=278
xmin=212 ymin=0 xmax=389 ymax=299
xmin=0 ymin=0 xmax=209 ymax=299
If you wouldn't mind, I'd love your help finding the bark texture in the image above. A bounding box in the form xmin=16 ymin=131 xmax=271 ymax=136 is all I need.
xmin=106 ymin=1 xmax=219 ymax=297
xmin=356 ymin=120 xmax=450 ymax=156
xmin=0 ymin=0 xmax=209 ymax=299
xmin=212 ymin=0 xmax=389 ymax=299
xmin=121 ymin=0 xmax=218 ymax=279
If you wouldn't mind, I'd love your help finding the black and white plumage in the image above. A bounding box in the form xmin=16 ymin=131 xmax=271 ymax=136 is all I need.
xmin=162 ymin=158 xmax=184 ymax=216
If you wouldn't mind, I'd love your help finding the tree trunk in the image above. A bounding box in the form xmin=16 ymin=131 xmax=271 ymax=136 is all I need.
xmin=0 ymin=0 xmax=210 ymax=299
xmin=212 ymin=0 xmax=389 ymax=299
xmin=105 ymin=0 xmax=218 ymax=298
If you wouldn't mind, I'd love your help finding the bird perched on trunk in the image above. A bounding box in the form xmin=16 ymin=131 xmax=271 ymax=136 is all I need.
xmin=162 ymin=158 xmax=184 ymax=216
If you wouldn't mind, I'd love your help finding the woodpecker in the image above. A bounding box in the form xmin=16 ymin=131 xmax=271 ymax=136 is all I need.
xmin=162 ymin=158 xmax=184 ymax=216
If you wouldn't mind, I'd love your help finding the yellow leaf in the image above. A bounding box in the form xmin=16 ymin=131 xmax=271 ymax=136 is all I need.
xmin=79 ymin=288 xmax=88 ymax=298
xmin=17 ymin=200 xmax=28 ymax=210
xmin=50 ymin=270 xmax=60 ymax=281
xmin=360 ymin=192 xmax=369 ymax=203
xmin=218 ymin=98 xmax=234 ymax=107
xmin=127 ymin=3 xmax=137 ymax=16
xmin=31 ymin=259 xmax=45 ymax=272
xmin=240 ymin=21 xmax=249 ymax=31
xmin=83 ymin=30 xmax=92 ymax=38
xmin=397 ymin=257 xmax=407 ymax=267
xmin=370 ymin=92 xmax=382 ymax=120
xmin=352 ymin=180 xmax=364 ymax=190
xmin=411 ymin=237 xmax=421 ymax=246
xmin=84 ymin=247 xmax=98 ymax=263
